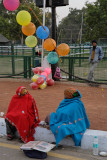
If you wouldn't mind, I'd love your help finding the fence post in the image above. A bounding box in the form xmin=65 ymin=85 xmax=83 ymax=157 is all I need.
xmin=24 ymin=56 xmax=27 ymax=78
xmin=69 ymin=57 xmax=74 ymax=81
xmin=11 ymin=43 xmax=15 ymax=75
xmin=32 ymin=47 xmax=35 ymax=67
xmin=79 ymin=44 xmax=81 ymax=67
xmin=28 ymin=56 xmax=31 ymax=78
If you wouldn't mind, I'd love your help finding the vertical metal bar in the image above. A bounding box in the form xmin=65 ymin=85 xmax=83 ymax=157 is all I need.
xmin=24 ymin=56 xmax=27 ymax=78
xmin=80 ymin=12 xmax=83 ymax=44
xmin=28 ymin=56 xmax=31 ymax=79
xmin=32 ymin=47 xmax=35 ymax=67
xmin=79 ymin=44 xmax=81 ymax=67
xmin=69 ymin=58 xmax=74 ymax=81
xmin=52 ymin=6 xmax=56 ymax=41
xmin=51 ymin=5 xmax=57 ymax=80
xmin=11 ymin=43 xmax=15 ymax=75
xmin=41 ymin=0 xmax=46 ymax=67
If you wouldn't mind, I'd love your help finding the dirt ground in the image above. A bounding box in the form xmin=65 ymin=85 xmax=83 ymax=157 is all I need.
xmin=0 ymin=78 xmax=107 ymax=131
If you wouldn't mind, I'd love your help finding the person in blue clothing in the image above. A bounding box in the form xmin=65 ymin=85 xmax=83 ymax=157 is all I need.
xmin=47 ymin=87 xmax=90 ymax=146
xmin=87 ymin=40 xmax=104 ymax=81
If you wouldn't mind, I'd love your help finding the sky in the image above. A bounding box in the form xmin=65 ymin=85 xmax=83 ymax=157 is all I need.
xmin=56 ymin=0 xmax=96 ymax=24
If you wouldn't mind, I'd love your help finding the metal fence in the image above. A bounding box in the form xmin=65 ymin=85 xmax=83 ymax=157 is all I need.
xmin=0 ymin=45 xmax=107 ymax=83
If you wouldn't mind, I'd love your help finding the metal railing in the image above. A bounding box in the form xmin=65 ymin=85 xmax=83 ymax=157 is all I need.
xmin=0 ymin=45 xmax=107 ymax=83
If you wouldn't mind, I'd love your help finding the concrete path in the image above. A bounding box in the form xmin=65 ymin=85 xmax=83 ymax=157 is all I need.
xmin=0 ymin=137 xmax=107 ymax=160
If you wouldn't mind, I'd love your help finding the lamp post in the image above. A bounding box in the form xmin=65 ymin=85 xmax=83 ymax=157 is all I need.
xmin=41 ymin=0 xmax=46 ymax=67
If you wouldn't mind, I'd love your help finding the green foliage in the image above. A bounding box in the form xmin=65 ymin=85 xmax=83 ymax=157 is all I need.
xmin=83 ymin=0 xmax=107 ymax=41
xmin=57 ymin=8 xmax=83 ymax=44
xmin=57 ymin=0 xmax=107 ymax=44
xmin=0 ymin=1 xmax=43 ymax=43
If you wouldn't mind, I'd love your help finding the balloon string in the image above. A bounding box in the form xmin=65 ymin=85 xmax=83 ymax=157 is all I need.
xmin=22 ymin=0 xmax=65 ymax=71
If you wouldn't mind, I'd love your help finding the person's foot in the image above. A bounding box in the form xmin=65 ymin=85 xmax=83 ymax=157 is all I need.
xmin=7 ymin=134 xmax=14 ymax=140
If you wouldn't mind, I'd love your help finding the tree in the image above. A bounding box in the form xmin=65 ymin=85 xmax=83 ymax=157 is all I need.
xmin=0 ymin=1 xmax=43 ymax=44
xmin=57 ymin=8 xmax=83 ymax=44
xmin=83 ymin=0 xmax=107 ymax=41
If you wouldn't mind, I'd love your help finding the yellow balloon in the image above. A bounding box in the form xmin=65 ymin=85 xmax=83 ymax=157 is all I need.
xmin=16 ymin=10 xmax=31 ymax=26
xmin=25 ymin=36 xmax=37 ymax=48
xmin=57 ymin=43 xmax=70 ymax=56
xmin=31 ymin=75 xmax=39 ymax=82
xmin=39 ymin=82 xmax=47 ymax=89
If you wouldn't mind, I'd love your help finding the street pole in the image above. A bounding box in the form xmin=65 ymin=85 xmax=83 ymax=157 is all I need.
xmin=51 ymin=5 xmax=57 ymax=80
xmin=80 ymin=12 xmax=83 ymax=44
xmin=52 ymin=6 xmax=56 ymax=41
xmin=41 ymin=0 xmax=46 ymax=67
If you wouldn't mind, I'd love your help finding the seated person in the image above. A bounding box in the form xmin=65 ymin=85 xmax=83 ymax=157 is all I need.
xmin=5 ymin=86 xmax=40 ymax=143
xmin=45 ymin=87 xmax=90 ymax=146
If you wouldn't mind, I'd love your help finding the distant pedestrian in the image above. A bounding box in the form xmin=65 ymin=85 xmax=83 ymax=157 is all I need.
xmin=87 ymin=40 xmax=104 ymax=81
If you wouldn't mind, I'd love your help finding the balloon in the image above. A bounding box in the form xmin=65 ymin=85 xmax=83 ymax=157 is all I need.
xmin=32 ymin=67 xmax=41 ymax=74
xmin=47 ymin=79 xmax=54 ymax=86
xmin=46 ymin=78 xmax=51 ymax=83
xmin=43 ymin=38 xmax=56 ymax=51
xmin=41 ymin=72 xmax=48 ymax=78
xmin=25 ymin=36 xmax=37 ymax=48
xmin=31 ymin=74 xmax=39 ymax=82
xmin=36 ymin=77 xmax=44 ymax=85
xmin=16 ymin=10 xmax=31 ymax=26
xmin=44 ymin=68 xmax=51 ymax=75
xmin=3 ymin=0 xmax=19 ymax=11
xmin=22 ymin=22 xmax=36 ymax=36
xmin=39 ymin=82 xmax=47 ymax=89
xmin=40 ymin=75 xmax=46 ymax=81
xmin=36 ymin=26 xmax=49 ymax=39
xmin=47 ymin=52 xmax=59 ymax=64
xmin=30 ymin=82 xmax=39 ymax=90
xmin=57 ymin=43 xmax=70 ymax=56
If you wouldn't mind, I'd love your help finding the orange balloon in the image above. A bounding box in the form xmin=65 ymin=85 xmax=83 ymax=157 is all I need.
xmin=57 ymin=43 xmax=70 ymax=56
xmin=43 ymin=38 xmax=56 ymax=51
xmin=22 ymin=22 xmax=36 ymax=36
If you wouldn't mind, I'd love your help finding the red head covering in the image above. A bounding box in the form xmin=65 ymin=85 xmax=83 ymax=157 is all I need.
xmin=5 ymin=86 xmax=40 ymax=143
xmin=16 ymin=86 xmax=27 ymax=96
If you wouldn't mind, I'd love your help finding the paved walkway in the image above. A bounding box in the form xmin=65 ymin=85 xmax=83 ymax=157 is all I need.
xmin=0 ymin=137 xmax=106 ymax=160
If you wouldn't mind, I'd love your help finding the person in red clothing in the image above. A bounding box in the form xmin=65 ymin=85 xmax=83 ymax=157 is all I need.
xmin=5 ymin=86 xmax=40 ymax=143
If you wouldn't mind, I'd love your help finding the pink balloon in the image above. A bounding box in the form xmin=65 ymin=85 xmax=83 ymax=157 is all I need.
xmin=3 ymin=0 xmax=19 ymax=11
xmin=36 ymin=77 xmax=44 ymax=85
xmin=44 ymin=68 xmax=51 ymax=75
xmin=47 ymin=79 xmax=54 ymax=86
xmin=41 ymin=72 xmax=48 ymax=78
xmin=30 ymin=82 xmax=39 ymax=90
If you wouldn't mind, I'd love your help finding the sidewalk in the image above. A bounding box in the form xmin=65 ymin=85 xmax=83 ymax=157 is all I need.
xmin=0 ymin=137 xmax=107 ymax=160
xmin=1 ymin=117 xmax=107 ymax=152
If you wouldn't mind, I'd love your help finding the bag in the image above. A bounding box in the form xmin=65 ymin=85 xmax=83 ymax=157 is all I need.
xmin=23 ymin=150 xmax=47 ymax=159
xmin=54 ymin=67 xmax=62 ymax=79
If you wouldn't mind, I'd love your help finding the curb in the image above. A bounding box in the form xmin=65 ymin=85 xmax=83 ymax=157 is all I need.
xmin=1 ymin=118 xmax=107 ymax=152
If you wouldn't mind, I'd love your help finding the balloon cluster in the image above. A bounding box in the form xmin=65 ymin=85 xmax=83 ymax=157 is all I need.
xmin=30 ymin=67 xmax=54 ymax=90
xmin=3 ymin=0 xmax=70 ymax=65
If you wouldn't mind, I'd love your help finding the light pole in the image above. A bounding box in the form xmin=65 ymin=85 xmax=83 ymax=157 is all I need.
xmin=80 ymin=12 xmax=83 ymax=44
xmin=41 ymin=0 xmax=46 ymax=67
